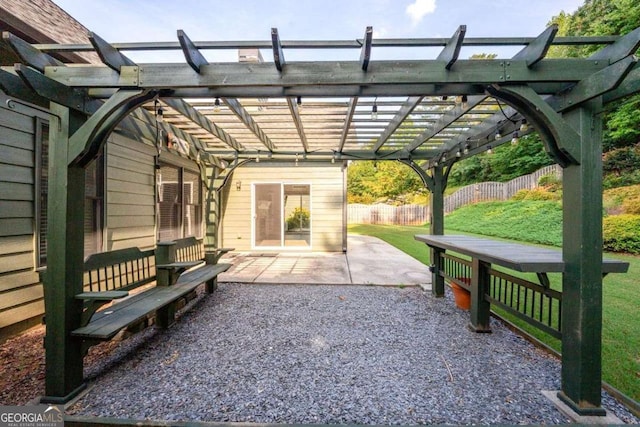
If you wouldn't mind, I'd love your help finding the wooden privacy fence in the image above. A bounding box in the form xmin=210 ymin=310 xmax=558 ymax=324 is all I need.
xmin=348 ymin=203 xmax=430 ymax=225
xmin=348 ymin=165 xmax=562 ymax=225
xmin=444 ymin=165 xmax=561 ymax=213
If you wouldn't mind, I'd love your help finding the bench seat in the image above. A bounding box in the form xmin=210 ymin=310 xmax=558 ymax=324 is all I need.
xmin=72 ymin=263 xmax=231 ymax=341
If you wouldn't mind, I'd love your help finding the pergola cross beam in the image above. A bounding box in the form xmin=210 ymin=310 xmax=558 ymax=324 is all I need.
xmin=223 ymin=97 xmax=276 ymax=151
xmin=373 ymin=96 xmax=423 ymax=152
xmin=286 ymin=97 xmax=309 ymax=152
xmin=162 ymin=98 xmax=245 ymax=151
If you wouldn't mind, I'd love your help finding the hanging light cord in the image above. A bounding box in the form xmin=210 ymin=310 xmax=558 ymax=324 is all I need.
xmin=495 ymin=100 xmax=518 ymax=124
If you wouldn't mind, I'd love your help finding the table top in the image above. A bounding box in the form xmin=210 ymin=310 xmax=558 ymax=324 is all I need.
xmin=414 ymin=234 xmax=629 ymax=274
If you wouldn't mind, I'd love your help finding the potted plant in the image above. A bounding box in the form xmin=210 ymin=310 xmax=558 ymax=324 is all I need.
xmin=450 ymin=277 xmax=471 ymax=310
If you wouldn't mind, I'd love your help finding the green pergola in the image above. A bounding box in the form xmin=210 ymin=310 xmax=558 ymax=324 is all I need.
xmin=1 ymin=24 xmax=639 ymax=414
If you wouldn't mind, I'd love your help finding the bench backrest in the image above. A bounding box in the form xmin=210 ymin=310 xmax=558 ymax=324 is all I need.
xmin=174 ymin=237 xmax=204 ymax=263
xmin=83 ymin=247 xmax=156 ymax=292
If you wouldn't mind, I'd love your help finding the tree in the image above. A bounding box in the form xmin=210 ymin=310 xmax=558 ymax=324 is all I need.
xmin=347 ymin=160 xmax=424 ymax=204
xmin=548 ymin=0 xmax=640 ymax=152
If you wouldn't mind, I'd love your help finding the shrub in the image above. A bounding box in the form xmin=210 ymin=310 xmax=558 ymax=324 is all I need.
xmin=622 ymin=197 xmax=640 ymax=215
xmin=538 ymin=173 xmax=562 ymax=192
xmin=603 ymin=170 xmax=640 ymax=189
xmin=603 ymin=214 xmax=640 ymax=254
xmin=603 ymin=185 xmax=640 ymax=214
xmin=286 ymin=207 xmax=310 ymax=230
xmin=511 ymin=188 xmax=560 ymax=201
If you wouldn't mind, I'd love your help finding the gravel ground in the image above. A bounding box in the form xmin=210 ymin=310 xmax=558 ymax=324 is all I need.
xmin=69 ymin=284 xmax=639 ymax=425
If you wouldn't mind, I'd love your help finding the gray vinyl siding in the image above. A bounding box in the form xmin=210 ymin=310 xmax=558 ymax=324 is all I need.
xmin=221 ymin=162 xmax=345 ymax=252
xmin=105 ymin=133 xmax=157 ymax=251
xmin=0 ymin=101 xmax=43 ymax=336
xmin=0 ymin=100 xmax=169 ymax=338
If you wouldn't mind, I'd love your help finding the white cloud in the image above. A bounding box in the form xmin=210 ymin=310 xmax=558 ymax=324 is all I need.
xmin=406 ymin=0 xmax=437 ymax=26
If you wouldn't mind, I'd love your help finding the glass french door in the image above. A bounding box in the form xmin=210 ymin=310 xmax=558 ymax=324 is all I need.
xmin=253 ymin=183 xmax=311 ymax=248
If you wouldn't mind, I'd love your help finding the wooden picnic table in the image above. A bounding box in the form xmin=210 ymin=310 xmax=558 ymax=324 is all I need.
xmin=414 ymin=234 xmax=629 ymax=333
xmin=414 ymin=234 xmax=629 ymax=274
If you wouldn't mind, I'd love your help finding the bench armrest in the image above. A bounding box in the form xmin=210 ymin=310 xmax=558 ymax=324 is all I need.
xmin=76 ymin=291 xmax=129 ymax=326
xmin=157 ymin=261 xmax=202 ymax=286
xmin=157 ymin=261 xmax=202 ymax=270
xmin=205 ymin=248 xmax=235 ymax=264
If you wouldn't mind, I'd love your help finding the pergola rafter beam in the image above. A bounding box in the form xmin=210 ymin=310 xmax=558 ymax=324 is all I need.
xmin=271 ymin=28 xmax=285 ymax=71
xmin=405 ymin=95 xmax=486 ymax=153
xmin=512 ymin=25 xmax=558 ymax=68
xmin=13 ymin=64 xmax=97 ymax=113
xmin=589 ymin=26 xmax=640 ymax=63
xmin=1 ymin=31 xmax=63 ymax=72
xmin=556 ymin=55 xmax=637 ymax=111
xmin=178 ymin=30 xmax=208 ymax=73
xmin=603 ymin=64 xmax=640 ymax=103
xmin=359 ymin=26 xmax=373 ymax=71
xmin=373 ymin=96 xmax=423 ymax=152
xmin=437 ymin=25 xmax=466 ymax=70
xmin=89 ymin=32 xmax=136 ymax=72
xmin=162 ymin=98 xmax=245 ymax=151
xmin=338 ymin=97 xmax=358 ymax=152
xmin=286 ymin=97 xmax=309 ymax=152
xmin=223 ymin=97 xmax=276 ymax=151
xmin=0 ymin=68 xmax=48 ymax=106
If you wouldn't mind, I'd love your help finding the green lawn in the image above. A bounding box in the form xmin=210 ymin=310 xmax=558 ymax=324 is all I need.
xmin=348 ymin=223 xmax=640 ymax=401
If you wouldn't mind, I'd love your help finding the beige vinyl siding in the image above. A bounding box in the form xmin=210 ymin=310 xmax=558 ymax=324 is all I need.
xmin=105 ymin=133 xmax=157 ymax=251
xmin=0 ymin=101 xmax=43 ymax=338
xmin=221 ymin=162 xmax=345 ymax=252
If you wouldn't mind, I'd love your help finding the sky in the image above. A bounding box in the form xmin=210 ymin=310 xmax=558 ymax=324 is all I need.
xmin=52 ymin=0 xmax=585 ymax=63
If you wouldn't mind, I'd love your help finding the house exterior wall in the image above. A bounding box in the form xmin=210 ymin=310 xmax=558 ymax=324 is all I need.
xmin=0 ymin=95 xmax=45 ymax=339
xmin=0 ymin=92 xmax=205 ymax=340
xmin=221 ymin=162 xmax=346 ymax=252
xmin=106 ymin=133 xmax=157 ymax=251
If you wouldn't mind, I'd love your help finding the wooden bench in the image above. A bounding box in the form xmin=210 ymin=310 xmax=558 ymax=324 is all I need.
xmin=414 ymin=234 xmax=629 ymax=334
xmin=71 ymin=240 xmax=232 ymax=344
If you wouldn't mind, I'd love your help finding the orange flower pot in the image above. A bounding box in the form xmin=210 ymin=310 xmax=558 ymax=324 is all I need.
xmin=450 ymin=278 xmax=471 ymax=310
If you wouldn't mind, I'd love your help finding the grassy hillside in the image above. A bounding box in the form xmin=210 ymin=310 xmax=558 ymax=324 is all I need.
xmin=445 ymin=200 xmax=563 ymax=246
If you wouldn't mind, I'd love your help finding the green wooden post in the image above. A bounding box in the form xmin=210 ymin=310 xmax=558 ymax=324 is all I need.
xmin=469 ymin=258 xmax=491 ymax=332
xmin=203 ymin=165 xmax=219 ymax=264
xmin=42 ymin=103 xmax=87 ymax=403
xmin=155 ymin=241 xmax=177 ymax=286
xmin=430 ymin=166 xmax=445 ymax=297
xmin=558 ymin=99 xmax=606 ymax=415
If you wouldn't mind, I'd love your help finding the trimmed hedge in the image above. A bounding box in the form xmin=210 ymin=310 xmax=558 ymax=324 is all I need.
xmin=603 ymin=214 xmax=640 ymax=254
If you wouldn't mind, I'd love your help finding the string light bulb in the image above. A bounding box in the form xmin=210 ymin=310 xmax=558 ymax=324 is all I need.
xmin=456 ymin=149 xmax=462 ymax=158
xmin=156 ymin=105 xmax=163 ymax=123
xmin=487 ymin=145 xmax=493 ymax=155
xmin=458 ymin=94 xmax=468 ymax=109
xmin=331 ymin=153 xmax=336 ymax=164
xmin=511 ymin=131 xmax=519 ymax=145
xmin=520 ymin=119 xmax=529 ymax=132
xmin=296 ymin=96 xmax=302 ymax=110
xmin=463 ymin=143 xmax=470 ymax=155
xmin=214 ymin=97 xmax=221 ymax=113
xmin=494 ymin=129 xmax=502 ymax=141
xmin=372 ymin=97 xmax=378 ymax=121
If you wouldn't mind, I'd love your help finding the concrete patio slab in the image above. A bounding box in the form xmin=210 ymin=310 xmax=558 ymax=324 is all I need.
xmin=218 ymin=234 xmax=431 ymax=286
